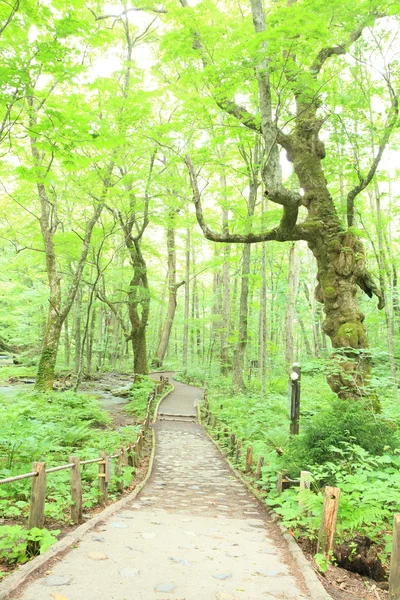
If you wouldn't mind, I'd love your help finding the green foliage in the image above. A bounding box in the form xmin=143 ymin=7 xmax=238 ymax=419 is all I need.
xmin=0 ymin=389 xmax=138 ymax=523
xmin=284 ymin=399 xmax=397 ymax=472
xmin=0 ymin=526 xmax=59 ymax=565
xmin=124 ymin=378 xmax=156 ymax=421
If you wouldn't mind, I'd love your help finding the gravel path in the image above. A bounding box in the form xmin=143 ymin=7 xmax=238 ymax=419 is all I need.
xmin=14 ymin=373 xmax=311 ymax=600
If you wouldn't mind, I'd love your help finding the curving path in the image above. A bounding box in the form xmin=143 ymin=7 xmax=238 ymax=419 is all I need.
xmin=13 ymin=373 xmax=312 ymax=600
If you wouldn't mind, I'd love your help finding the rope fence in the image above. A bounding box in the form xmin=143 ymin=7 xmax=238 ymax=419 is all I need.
xmin=0 ymin=375 xmax=170 ymax=550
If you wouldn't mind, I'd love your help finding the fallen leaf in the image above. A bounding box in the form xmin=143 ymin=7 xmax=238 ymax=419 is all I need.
xmin=51 ymin=594 xmax=69 ymax=600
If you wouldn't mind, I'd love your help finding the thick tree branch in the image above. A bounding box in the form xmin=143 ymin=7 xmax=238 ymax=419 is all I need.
xmin=185 ymin=154 xmax=303 ymax=243
xmin=311 ymin=22 xmax=370 ymax=75
xmin=347 ymin=91 xmax=399 ymax=227
xmin=213 ymin=98 xmax=261 ymax=132
xmin=0 ymin=0 xmax=19 ymax=38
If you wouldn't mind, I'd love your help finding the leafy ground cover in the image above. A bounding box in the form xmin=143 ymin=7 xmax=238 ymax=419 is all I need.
xmin=175 ymin=361 xmax=400 ymax=583
xmin=0 ymin=376 xmax=153 ymax=577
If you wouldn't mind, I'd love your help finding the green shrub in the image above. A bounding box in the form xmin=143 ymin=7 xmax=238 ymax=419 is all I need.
xmin=0 ymin=526 xmax=59 ymax=565
xmin=284 ymin=399 xmax=397 ymax=472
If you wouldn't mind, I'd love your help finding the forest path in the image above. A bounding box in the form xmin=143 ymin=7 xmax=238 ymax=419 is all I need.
xmin=14 ymin=373 xmax=311 ymax=600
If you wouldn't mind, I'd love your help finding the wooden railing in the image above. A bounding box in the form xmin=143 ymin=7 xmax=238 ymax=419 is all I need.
xmin=201 ymin=387 xmax=400 ymax=599
xmin=0 ymin=375 xmax=170 ymax=537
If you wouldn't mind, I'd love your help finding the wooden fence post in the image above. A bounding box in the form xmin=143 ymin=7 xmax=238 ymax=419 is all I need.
xmin=317 ymin=486 xmax=341 ymax=557
xmin=211 ymin=415 xmax=216 ymax=429
xmin=289 ymin=363 xmax=301 ymax=435
xmin=389 ymin=514 xmax=400 ymax=600
xmin=127 ymin=444 xmax=134 ymax=467
xmin=277 ymin=471 xmax=287 ymax=495
xmin=246 ymin=446 xmax=253 ymax=473
xmin=133 ymin=443 xmax=140 ymax=467
xmin=235 ymin=440 xmax=242 ymax=463
xmin=98 ymin=451 xmax=109 ymax=504
xmin=116 ymin=448 xmax=128 ymax=494
xmin=299 ymin=470 xmax=312 ymax=507
xmin=230 ymin=434 xmax=236 ymax=457
xmin=27 ymin=462 xmax=46 ymax=556
xmin=69 ymin=456 xmax=82 ymax=525
xmin=255 ymin=455 xmax=264 ymax=481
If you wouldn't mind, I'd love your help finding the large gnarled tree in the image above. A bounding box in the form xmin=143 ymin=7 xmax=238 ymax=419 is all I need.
xmin=180 ymin=0 xmax=399 ymax=402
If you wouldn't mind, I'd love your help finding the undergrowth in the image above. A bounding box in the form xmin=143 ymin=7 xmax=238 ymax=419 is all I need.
xmin=0 ymin=379 xmax=152 ymax=576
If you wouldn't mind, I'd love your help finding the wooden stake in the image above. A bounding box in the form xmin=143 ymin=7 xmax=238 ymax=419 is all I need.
xmin=299 ymin=470 xmax=312 ymax=508
xmin=246 ymin=446 xmax=253 ymax=473
xmin=116 ymin=448 xmax=128 ymax=494
xmin=98 ymin=451 xmax=109 ymax=504
xmin=211 ymin=415 xmax=216 ymax=429
xmin=28 ymin=462 xmax=46 ymax=530
xmin=255 ymin=455 xmax=264 ymax=480
xmin=235 ymin=440 xmax=242 ymax=463
xmin=389 ymin=514 xmax=400 ymax=600
xmin=27 ymin=462 xmax=46 ymax=556
xmin=69 ymin=456 xmax=82 ymax=525
xmin=230 ymin=434 xmax=236 ymax=457
xmin=277 ymin=471 xmax=285 ymax=495
xmin=127 ymin=444 xmax=134 ymax=467
xmin=317 ymin=486 xmax=341 ymax=557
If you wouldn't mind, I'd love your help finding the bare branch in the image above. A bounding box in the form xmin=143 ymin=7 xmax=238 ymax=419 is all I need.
xmin=0 ymin=0 xmax=19 ymax=38
xmin=311 ymin=14 xmax=385 ymax=75
xmin=347 ymin=91 xmax=399 ymax=227
xmin=91 ymin=6 xmax=167 ymax=21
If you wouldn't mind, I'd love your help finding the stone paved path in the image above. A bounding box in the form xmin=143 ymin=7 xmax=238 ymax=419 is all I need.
xmin=14 ymin=373 xmax=311 ymax=600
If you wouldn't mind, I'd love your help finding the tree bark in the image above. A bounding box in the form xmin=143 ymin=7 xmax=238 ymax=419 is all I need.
xmin=220 ymin=202 xmax=231 ymax=376
xmin=182 ymin=228 xmax=190 ymax=372
xmin=285 ymin=243 xmax=300 ymax=371
xmin=74 ymin=288 xmax=82 ymax=374
xmin=153 ymin=214 xmax=183 ymax=367
xmin=185 ymin=0 xmax=392 ymax=404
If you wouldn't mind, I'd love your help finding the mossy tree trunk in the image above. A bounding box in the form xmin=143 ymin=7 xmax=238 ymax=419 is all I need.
xmin=186 ymin=7 xmax=393 ymax=402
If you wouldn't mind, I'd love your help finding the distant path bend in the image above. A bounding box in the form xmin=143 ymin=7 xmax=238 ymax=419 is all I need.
xmin=15 ymin=371 xmax=312 ymax=600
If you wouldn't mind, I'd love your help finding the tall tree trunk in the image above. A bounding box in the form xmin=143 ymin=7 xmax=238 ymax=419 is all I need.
xmin=232 ymin=166 xmax=259 ymax=389
xmin=373 ymin=186 xmax=398 ymax=389
xmin=153 ymin=215 xmax=182 ymax=367
xmin=182 ymin=228 xmax=190 ymax=372
xmin=259 ymin=240 xmax=267 ymax=396
xmin=64 ymin=317 xmax=70 ymax=369
xmin=285 ymin=243 xmax=300 ymax=371
xmin=74 ymin=288 xmax=82 ymax=374
xmin=232 ymin=244 xmax=251 ymax=389
xmin=86 ymin=307 xmax=96 ymax=376
xmin=220 ymin=205 xmax=231 ymax=376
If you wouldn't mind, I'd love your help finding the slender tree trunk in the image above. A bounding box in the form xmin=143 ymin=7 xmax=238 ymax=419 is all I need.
xmin=64 ymin=317 xmax=70 ymax=369
xmin=232 ymin=244 xmax=251 ymax=389
xmin=86 ymin=307 xmax=96 ymax=375
xmin=373 ymin=186 xmax=398 ymax=389
xmin=297 ymin=314 xmax=313 ymax=356
xmin=74 ymin=288 xmax=82 ymax=374
xmin=259 ymin=240 xmax=267 ymax=396
xmin=153 ymin=216 xmax=182 ymax=367
xmin=232 ymin=169 xmax=259 ymax=389
xmin=182 ymin=228 xmax=190 ymax=372
xmin=35 ymin=314 xmax=63 ymax=390
xmin=285 ymin=243 xmax=300 ymax=371
xmin=220 ymin=205 xmax=231 ymax=376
